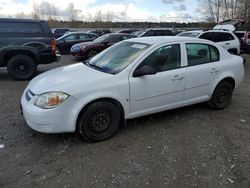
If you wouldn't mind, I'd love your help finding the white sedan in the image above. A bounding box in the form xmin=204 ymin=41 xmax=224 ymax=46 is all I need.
xmin=21 ymin=37 xmax=244 ymax=142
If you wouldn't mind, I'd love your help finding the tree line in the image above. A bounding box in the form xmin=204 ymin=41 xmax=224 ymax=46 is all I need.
xmin=13 ymin=1 xmax=250 ymax=30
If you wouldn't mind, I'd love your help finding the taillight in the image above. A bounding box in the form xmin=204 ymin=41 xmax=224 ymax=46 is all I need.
xmin=51 ymin=39 xmax=57 ymax=54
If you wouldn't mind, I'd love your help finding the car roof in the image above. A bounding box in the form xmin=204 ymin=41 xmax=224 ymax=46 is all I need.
xmin=126 ymin=36 xmax=211 ymax=45
xmin=182 ymin=29 xmax=231 ymax=33
xmin=107 ymin=33 xmax=133 ymax=36
xmin=0 ymin=18 xmax=46 ymax=23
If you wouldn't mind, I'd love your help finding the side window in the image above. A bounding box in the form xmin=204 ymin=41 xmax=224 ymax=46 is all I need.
xmin=138 ymin=44 xmax=181 ymax=72
xmin=210 ymin=45 xmax=220 ymax=61
xmin=199 ymin=33 xmax=215 ymax=42
xmin=0 ymin=22 xmax=43 ymax=34
xmin=186 ymin=43 xmax=219 ymax=66
xmin=223 ymin=33 xmax=235 ymax=41
xmin=64 ymin=34 xmax=77 ymax=41
xmin=79 ymin=34 xmax=89 ymax=39
xmin=88 ymin=34 xmax=97 ymax=39
xmin=144 ymin=31 xmax=154 ymax=36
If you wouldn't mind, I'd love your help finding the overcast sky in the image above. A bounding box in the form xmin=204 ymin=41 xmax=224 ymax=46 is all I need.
xmin=0 ymin=0 xmax=202 ymax=22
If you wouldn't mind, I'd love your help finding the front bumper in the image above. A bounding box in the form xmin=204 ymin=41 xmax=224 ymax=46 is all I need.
xmin=21 ymin=89 xmax=78 ymax=133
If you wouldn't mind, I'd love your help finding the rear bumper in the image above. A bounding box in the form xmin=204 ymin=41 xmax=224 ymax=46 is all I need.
xmin=38 ymin=53 xmax=61 ymax=64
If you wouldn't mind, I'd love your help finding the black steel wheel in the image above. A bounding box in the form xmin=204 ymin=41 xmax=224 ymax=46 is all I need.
xmin=79 ymin=101 xmax=121 ymax=142
xmin=7 ymin=54 xmax=37 ymax=80
xmin=208 ymin=80 xmax=234 ymax=109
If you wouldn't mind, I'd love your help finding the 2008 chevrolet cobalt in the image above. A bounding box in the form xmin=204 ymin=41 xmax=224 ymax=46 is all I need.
xmin=21 ymin=37 xmax=244 ymax=142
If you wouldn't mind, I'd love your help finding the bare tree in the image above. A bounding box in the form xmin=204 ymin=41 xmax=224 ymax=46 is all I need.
xmin=95 ymin=10 xmax=103 ymax=22
xmin=105 ymin=11 xmax=114 ymax=22
xmin=32 ymin=3 xmax=40 ymax=20
xmin=67 ymin=3 xmax=81 ymax=21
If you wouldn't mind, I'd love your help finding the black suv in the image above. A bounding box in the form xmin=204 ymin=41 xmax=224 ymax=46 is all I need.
xmin=0 ymin=18 xmax=59 ymax=80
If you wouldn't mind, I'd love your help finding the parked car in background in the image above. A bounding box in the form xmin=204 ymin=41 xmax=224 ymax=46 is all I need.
xmin=213 ymin=19 xmax=245 ymax=32
xmin=21 ymin=37 xmax=244 ymax=142
xmin=52 ymin=28 xmax=70 ymax=38
xmin=133 ymin=29 xmax=174 ymax=37
xmin=116 ymin=29 xmax=140 ymax=34
xmin=177 ymin=19 xmax=245 ymax=55
xmin=177 ymin=30 xmax=240 ymax=55
xmin=71 ymin=33 xmax=134 ymax=59
xmin=235 ymin=31 xmax=250 ymax=54
xmin=0 ymin=18 xmax=59 ymax=80
xmin=235 ymin=31 xmax=249 ymax=43
xmin=86 ymin=29 xmax=112 ymax=36
xmin=56 ymin=32 xmax=98 ymax=53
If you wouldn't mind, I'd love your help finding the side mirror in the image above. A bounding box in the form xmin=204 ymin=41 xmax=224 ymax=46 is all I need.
xmin=133 ymin=65 xmax=157 ymax=77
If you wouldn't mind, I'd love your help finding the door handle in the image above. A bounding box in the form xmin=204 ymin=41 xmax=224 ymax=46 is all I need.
xmin=171 ymin=75 xmax=184 ymax=81
xmin=225 ymin=43 xmax=230 ymax=45
xmin=210 ymin=68 xmax=219 ymax=73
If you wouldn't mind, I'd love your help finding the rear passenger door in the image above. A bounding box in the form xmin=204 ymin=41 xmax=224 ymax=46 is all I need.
xmin=184 ymin=43 xmax=221 ymax=105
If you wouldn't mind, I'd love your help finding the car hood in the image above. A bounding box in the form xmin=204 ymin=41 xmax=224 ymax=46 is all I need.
xmin=213 ymin=19 xmax=245 ymax=32
xmin=27 ymin=63 xmax=111 ymax=95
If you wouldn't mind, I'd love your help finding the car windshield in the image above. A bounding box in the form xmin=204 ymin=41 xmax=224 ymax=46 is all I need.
xmin=93 ymin=34 xmax=109 ymax=43
xmin=86 ymin=41 xmax=150 ymax=74
xmin=177 ymin=32 xmax=200 ymax=37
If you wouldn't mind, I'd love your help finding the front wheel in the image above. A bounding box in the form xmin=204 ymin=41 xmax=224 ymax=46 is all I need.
xmin=208 ymin=80 xmax=234 ymax=109
xmin=78 ymin=101 xmax=121 ymax=142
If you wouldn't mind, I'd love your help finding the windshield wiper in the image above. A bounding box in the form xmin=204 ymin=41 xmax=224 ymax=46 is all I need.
xmin=86 ymin=61 xmax=104 ymax=71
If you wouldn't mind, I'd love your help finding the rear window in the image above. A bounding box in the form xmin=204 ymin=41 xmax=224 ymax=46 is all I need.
xmin=0 ymin=22 xmax=43 ymax=34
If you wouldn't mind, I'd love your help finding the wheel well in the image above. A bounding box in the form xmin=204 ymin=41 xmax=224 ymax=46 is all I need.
xmin=227 ymin=48 xmax=238 ymax=55
xmin=220 ymin=77 xmax=235 ymax=89
xmin=76 ymin=98 xmax=125 ymax=131
xmin=4 ymin=51 xmax=36 ymax=66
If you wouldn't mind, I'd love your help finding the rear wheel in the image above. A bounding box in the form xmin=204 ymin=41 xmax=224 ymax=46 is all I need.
xmin=7 ymin=54 xmax=37 ymax=80
xmin=78 ymin=101 xmax=121 ymax=142
xmin=208 ymin=80 xmax=234 ymax=109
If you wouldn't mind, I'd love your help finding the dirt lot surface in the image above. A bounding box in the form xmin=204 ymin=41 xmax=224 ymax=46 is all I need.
xmin=0 ymin=55 xmax=250 ymax=188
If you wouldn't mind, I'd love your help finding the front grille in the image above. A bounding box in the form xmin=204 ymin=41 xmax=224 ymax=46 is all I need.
xmin=25 ymin=89 xmax=35 ymax=102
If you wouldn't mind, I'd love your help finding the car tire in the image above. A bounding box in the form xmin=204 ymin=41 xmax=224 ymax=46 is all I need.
xmin=87 ymin=50 xmax=98 ymax=59
xmin=208 ymin=80 xmax=233 ymax=109
xmin=78 ymin=101 xmax=121 ymax=142
xmin=7 ymin=54 xmax=37 ymax=80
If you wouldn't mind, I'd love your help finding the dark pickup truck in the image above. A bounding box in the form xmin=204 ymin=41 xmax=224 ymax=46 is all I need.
xmin=0 ymin=18 xmax=59 ymax=80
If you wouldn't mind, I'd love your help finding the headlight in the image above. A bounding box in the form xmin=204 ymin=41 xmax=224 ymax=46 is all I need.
xmin=35 ymin=92 xmax=69 ymax=109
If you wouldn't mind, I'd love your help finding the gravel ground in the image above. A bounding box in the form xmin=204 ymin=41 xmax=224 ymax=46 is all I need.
xmin=0 ymin=55 xmax=250 ymax=188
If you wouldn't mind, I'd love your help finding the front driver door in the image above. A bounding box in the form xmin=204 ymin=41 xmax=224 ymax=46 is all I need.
xmin=129 ymin=43 xmax=186 ymax=118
